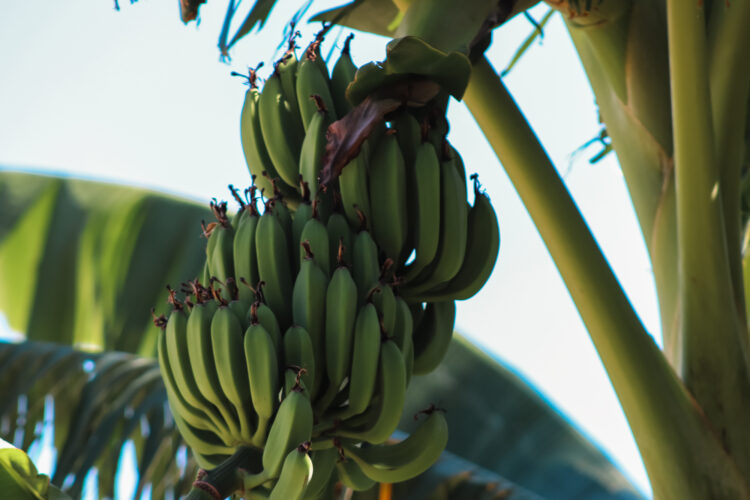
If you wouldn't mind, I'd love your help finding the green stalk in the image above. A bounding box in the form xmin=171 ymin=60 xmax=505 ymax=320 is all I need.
xmin=708 ymin=0 xmax=750 ymax=333
xmin=667 ymin=0 xmax=750 ymax=478
xmin=464 ymin=56 xmax=750 ymax=498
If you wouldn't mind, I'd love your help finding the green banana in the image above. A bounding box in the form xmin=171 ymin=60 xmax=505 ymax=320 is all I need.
xmin=239 ymin=73 xmax=300 ymax=202
xmin=412 ymin=300 xmax=456 ymax=375
xmin=169 ymin=399 xmax=235 ymax=459
xmin=163 ymin=307 xmax=235 ymax=441
xmin=403 ymin=141 xmax=441 ymax=281
xmin=211 ymin=305 xmax=256 ymax=442
xmin=291 ymin=201 xmax=313 ymax=266
xmin=299 ymin=99 xmax=329 ymax=208
xmin=271 ymin=196 xmax=294 ymax=246
xmin=321 ymin=265 xmax=358 ymax=410
xmin=368 ymin=132 xmax=407 ymax=263
xmin=284 ymin=325 xmax=317 ymax=399
xmin=371 ymin=283 xmax=396 ymax=336
xmin=296 ymin=48 xmax=337 ymax=131
xmin=343 ymin=409 xmax=448 ymax=483
xmin=335 ymin=456 xmax=376 ymax=492
xmin=392 ymin=297 xmax=413 ymax=353
xmin=303 ymin=448 xmax=338 ymax=499
xmin=157 ymin=324 xmax=232 ymax=444
xmin=261 ymin=386 xmax=314 ymax=480
xmin=255 ymin=209 xmax=293 ymax=329
xmin=249 ymin=301 xmax=283 ymax=358
xmin=244 ymin=321 xmax=280 ymax=446
xmin=335 ymin=303 xmax=381 ymax=419
xmin=292 ymin=248 xmax=329 ymax=398
xmin=402 ymin=155 xmax=468 ymax=297
xmin=338 ymin=149 xmax=371 ymax=231
xmin=393 ymin=110 xmax=422 ymax=170
xmin=269 ymin=445 xmax=314 ymax=500
xmin=258 ymin=72 xmax=303 ymax=188
xmin=326 ymin=212 xmax=353 ymax=268
xmin=421 ymin=181 xmax=500 ymax=301
xmin=299 ymin=216 xmax=330 ymax=277
xmin=447 ymin=143 xmax=468 ymax=202
xmin=336 ymin=340 xmax=406 ymax=444
xmin=352 ymin=229 xmax=380 ymax=307
xmin=277 ymin=49 xmax=303 ymax=133
xmin=184 ymin=299 xmax=243 ymax=441
xmin=206 ymin=202 xmax=235 ymax=293
xmin=233 ymin=204 xmax=260 ymax=303
xmin=330 ymin=33 xmax=357 ymax=116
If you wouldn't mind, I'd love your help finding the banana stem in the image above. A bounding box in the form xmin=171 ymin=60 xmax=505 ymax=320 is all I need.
xmin=667 ymin=0 xmax=750 ymax=480
xmin=463 ymin=56 xmax=750 ymax=497
xmin=708 ymin=0 xmax=750 ymax=332
xmin=185 ymin=446 xmax=261 ymax=500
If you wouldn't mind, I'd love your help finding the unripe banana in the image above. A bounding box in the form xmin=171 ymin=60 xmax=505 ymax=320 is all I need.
xmin=392 ymin=297 xmax=413 ymax=353
xmin=291 ymin=201 xmax=313 ymax=266
xmin=322 ymin=265 xmax=358 ymax=410
xmin=269 ymin=445 xmax=314 ymax=500
xmin=211 ymin=305 xmax=256 ymax=442
xmin=343 ymin=409 xmax=448 ymax=483
xmin=244 ymin=321 xmax=280 ymax=446
xmin=368 ymin=133 xmax=407 ymax=263
xmin=299 ymin=217 xmax=330 ymax=277
xmin=249 ymin=301 xmax=283 ymax=359
xmin=240 ymin=76 xmax=300 ymax=203
xmin=262 ymin=386 xmax=314 ymax=479
xmin=233 ymin=207 xmax=260 ymax=304
xmin=392 ymin=110 xmax=421 ymax=170
xmin=336 ymin=340 xmax=406 ymax=444
xmin=412 ymin=300 xmax=456 ymax=375
xmin=292 ymin=250 xmax=329 ymax=397
xmin=277 ymin=50 xmax=303 ymax=133
xmin=330 ymin=34 xmax=357 ymax=116
xmin=157 ymin=325 xmax=233 ymax=444
xmin=403 ymin=141 xmax=441 ymax=281
xmin=326 ymin=212 xmax=353 ymax=268
xmin=284 ymin=325 xmax=316 ymax=399
xmin=338 ymin=150 xmax=371 ymax=230
xmin=303 ymin=448 xmax=338 ymax=499
xmin=164 ymin=308 xmax=231 ymax=437
xmin=335 ymin=455 xmax=376 ymax=491
xmin=296 ymin=49 xmax=337 ymax=131
xmin=352 ymin=230 xmax=380 ymax=306
xmin=184 ymin=300 xmax=242 ymax=441
xmin=333 ymin=303 xmax=381 ymax=419
xmin=258 ymin=72 xmax=304 ymax=188
xmin=168 ymin=399 xmax=235 ymax=459
xmin=401 ymin=156 xmax=468 ymax=296
xmin=255 ymin=210 xmax=293 ymax=328
xmin=206 ymin=204 xmax=235 ymax=295
xmin=371 ymin=283 xmax=396 ymax=336
xmin=272 ymin=197 xmax=294 ymax=246
xmin=299 ymin=100 xmax=330 ymax=209
xmin=421 ymin=181 xmax=500 ymax=301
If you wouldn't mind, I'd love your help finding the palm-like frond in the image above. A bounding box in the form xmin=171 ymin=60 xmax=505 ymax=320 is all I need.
xmin=0 ymin=340 xmax=198 ymax=499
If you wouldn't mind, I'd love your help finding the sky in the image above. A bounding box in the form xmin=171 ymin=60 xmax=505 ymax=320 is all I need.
xmin=0 ymin=0 xmax=660 ymax=497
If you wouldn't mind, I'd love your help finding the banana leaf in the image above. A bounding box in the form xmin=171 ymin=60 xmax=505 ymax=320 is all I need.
xmin=0 ymin=340 xmax=196 ymax=499
xmin=0 ymin=170 xmax=211 ymax=357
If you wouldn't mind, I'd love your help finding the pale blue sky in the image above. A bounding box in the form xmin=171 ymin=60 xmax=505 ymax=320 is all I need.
xmin=0 ymin=1 xmax=659 ymax=496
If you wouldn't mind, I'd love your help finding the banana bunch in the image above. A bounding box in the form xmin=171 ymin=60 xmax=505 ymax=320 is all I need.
xmin=239 ymin=34 xmax=500 ymax=307
xmin=157 ymin=29 xmax=501 ymax=498
xmin=155 ymin=190 xmax=452 ymax=498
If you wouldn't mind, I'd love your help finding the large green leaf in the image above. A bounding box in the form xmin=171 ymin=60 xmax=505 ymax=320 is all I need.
xmin=401 ymin=335 xmax=644 ymax=499
xmin=0 ymin=440 xmax=70 ymax=500
xmin=0 ymin=340 xmax=197 ymax=499
xmin=0 ymin=170 xmax=211 ymax=356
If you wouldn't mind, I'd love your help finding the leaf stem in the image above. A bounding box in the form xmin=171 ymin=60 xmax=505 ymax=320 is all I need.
xmin=463 ymin=56 xmax=750 ymax=497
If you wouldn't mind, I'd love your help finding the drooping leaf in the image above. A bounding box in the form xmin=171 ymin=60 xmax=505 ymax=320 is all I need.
xmin=401 ymin=335 xmax=644 ymax=499
xmin=0 ymin=340 xmax=198 ymax=499
xmin=0 ymin=170 xmax=211 ymax=355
